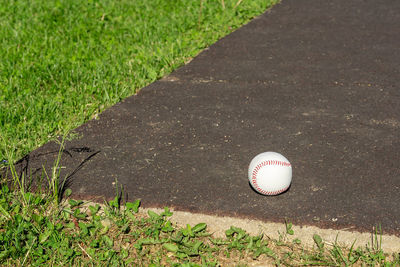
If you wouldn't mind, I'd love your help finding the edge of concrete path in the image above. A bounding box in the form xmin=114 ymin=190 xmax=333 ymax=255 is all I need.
xmin=141 ymin=207 xmax=400 ymax=254
xmin=75 ymin=198 xmax=400 ymax=254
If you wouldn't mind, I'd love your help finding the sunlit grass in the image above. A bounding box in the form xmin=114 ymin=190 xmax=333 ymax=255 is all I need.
xmin=0 ymin=0 xmax=278 ymax=161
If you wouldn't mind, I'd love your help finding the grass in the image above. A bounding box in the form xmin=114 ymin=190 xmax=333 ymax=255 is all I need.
xmin=0 ymin=170 xmax=399 ymax=266
xmin=0 ymin=0 xmax=278 ymax=162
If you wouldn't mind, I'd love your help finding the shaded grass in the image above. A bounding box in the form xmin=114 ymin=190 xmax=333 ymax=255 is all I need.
xmin=0 ymin=0 xmax=278 ymax=161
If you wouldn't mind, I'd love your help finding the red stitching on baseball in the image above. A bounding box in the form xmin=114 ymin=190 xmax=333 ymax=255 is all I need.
xmin=251 ymin=160 xmax=291 ymax=195
xmin=254 ymin=185 xmax=289 ymax=196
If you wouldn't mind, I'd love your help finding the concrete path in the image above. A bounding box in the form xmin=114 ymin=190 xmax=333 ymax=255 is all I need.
xmin=13 ymin=0 xmax=400 ymax=236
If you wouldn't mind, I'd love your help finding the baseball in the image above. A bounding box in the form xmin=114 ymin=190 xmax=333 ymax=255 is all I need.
xmin=248 ymin=152 xmax=292 ymax=195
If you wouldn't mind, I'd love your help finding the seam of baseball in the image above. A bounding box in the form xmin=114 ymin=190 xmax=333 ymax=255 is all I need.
xmin=251 ymin=160 xmax=291 ymax=195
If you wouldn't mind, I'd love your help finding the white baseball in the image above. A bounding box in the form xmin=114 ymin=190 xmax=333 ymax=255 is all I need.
xmin=248 ymin=152 xmax=292 ymax=195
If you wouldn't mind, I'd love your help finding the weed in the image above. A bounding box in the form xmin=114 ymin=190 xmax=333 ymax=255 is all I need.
xmin=1 ymin=181 xmax=399 ymax=266
xmin=285 ymin=219 xmax=294 ymax=235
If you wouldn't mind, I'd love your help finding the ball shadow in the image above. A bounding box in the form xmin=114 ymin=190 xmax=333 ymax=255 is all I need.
xmin=248 ymin=181 xmax=291 ymax=196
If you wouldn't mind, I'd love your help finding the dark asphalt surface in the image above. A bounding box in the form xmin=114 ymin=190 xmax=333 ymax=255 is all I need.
xmin=10 ymin=0 xmax=400 ymax=234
